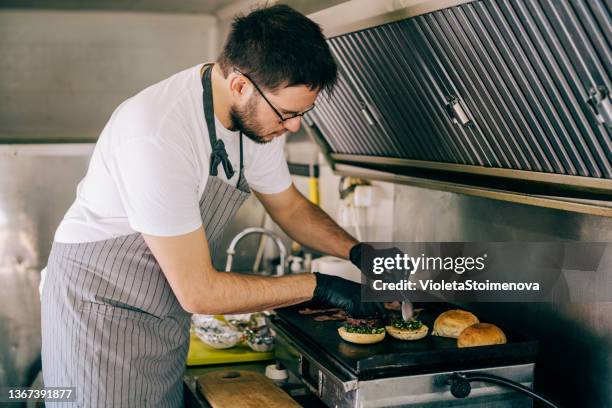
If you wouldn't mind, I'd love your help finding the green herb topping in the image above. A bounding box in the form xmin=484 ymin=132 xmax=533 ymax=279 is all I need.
xmin=391 ymin=318 xmax=423 ymax=331
xmin=345 ymin=325 xmax=385 ymax=334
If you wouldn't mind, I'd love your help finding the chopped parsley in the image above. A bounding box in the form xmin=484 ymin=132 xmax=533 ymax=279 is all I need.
xmin=345 ymin=325 xmax=385 ymax=334
xmin=391 ymin=318 xmax=423 ymax=331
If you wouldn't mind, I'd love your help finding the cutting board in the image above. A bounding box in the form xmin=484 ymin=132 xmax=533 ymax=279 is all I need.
xmin=197 ymin=370 xmax=300 ymax=408
xmin=186 ymin=332 xmax=274 ymax=366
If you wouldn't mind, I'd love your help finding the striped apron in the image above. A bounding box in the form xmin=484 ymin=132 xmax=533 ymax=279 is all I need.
xmin=41 ymin=64 xmax=251 ymax=407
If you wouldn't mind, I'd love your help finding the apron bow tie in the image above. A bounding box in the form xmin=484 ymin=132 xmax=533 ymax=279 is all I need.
xmin=209 ymin=139 xmax=235 ymax=179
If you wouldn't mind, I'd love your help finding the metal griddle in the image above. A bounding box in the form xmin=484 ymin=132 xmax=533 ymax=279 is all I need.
xmin=272 ymin=302 xmax=538 ymax=380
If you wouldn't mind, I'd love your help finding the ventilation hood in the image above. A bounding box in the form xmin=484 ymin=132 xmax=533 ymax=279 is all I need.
xmin=305 ymin=0 xmax=611 ymax=216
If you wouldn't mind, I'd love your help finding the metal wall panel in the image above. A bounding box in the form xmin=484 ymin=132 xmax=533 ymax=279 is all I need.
xmin=308 ymin=0 xmax=612 ymax=179
xmin=392 ymin=182 xmax=612 ymax=408
xmin=0 ymin=144 xmax=93 ymax=388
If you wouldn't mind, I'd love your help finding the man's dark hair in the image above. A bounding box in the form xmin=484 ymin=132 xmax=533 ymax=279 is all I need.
xmin=218 ymin=4 xmax=337 ymax=93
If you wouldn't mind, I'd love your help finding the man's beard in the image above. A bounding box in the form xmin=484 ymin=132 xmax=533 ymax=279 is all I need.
xmin=229 ymin=97 xmax=270 ymax=144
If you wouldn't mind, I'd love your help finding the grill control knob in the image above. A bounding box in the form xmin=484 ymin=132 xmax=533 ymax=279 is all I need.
xmin=449 ymin=373 xmax=472 ymax=398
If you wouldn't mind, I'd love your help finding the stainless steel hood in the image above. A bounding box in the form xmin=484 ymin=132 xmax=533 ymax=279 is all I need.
xmin=305 ymin=0 xmax=612 ymax=216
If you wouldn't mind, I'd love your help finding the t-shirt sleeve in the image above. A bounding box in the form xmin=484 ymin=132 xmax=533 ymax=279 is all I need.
xmin=110 ymin=136 xmax=203 ymax=236
xmin=245 ymin=136 xmax=293 ymax=194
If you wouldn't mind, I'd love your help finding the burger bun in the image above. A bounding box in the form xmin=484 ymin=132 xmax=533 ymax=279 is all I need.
xmin=338 ymin=326 xmax=385 ymax=344
xmin=386 ymin=324 xmax=429 ymax=341
xmin=432 ymin=309 xmax=479 ymax=338
xmin=457 ymin=323 xmax=507 ymax=348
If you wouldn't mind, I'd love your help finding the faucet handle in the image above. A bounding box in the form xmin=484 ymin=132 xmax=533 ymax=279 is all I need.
xmin=287 ymin=256 xmax=304 ymax=273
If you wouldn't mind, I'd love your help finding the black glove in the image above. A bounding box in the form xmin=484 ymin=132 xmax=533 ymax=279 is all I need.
xmin=349 ymin=243 xmax=414 ymax=304
xmin=312 ymin=272 xmax=386 ymax=318
xmin=349 ymin=243 xmax=413 ymax=279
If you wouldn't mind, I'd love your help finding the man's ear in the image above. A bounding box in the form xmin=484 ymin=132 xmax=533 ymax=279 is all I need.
xmin=228 ymin=74 xmax=252 ymax=99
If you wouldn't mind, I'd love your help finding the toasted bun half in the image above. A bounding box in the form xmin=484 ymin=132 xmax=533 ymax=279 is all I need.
xmin=457 ymin=323 xmax=507 ymax=348
xmin=386 ymin=324 xmax=429 ymax=341
xmin=432 ymin=309 xmax=479 ymax=338
xmin=338 ymin=327 xmax=385 ymax=344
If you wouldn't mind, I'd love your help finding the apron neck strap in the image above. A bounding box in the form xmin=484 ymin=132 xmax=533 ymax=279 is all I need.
xmin=202 ymin=64 xmax=244 ymax=179
xmin=239 ymin=130 xmax=244 ymax=171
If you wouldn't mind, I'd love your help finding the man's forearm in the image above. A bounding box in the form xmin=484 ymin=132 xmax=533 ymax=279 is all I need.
xmin=144 ymin=226 xmax=319 ymax=316
xmin=192 ymin=271 xmax=316 ymax=314
xmin=279 ymin=198 xmax=358 ymax=259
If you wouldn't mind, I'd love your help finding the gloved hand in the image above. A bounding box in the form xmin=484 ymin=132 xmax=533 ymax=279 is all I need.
xmin=312 ymin=272 xmax=386 ymax=318
xmin=349 ymin=243 xmax=414 ymax=313
xmin=349 ymin=243 xmax=413 ymax=279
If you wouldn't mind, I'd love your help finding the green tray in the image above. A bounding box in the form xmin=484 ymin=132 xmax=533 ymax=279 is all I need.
xmin=186 ymin=332 xmax=274 ymax=366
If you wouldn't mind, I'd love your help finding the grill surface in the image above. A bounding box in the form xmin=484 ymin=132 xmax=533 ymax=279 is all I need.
xmin=273 ymin=302 xmax=538 ymax=380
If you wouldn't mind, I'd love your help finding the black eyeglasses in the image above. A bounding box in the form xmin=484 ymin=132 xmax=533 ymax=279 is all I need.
xmin=233 ymin=68 xmax=315 ymax=123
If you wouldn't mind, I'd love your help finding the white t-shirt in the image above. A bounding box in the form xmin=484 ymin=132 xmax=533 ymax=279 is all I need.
xmin=54 ymin=63 xmax=292 ymax=243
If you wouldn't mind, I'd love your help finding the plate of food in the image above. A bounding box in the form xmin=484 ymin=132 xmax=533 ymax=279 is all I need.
xmin=245 ymin=326 xmax=276 ymax=352
xmin=193 ymin=324 xmax=242 ymax=350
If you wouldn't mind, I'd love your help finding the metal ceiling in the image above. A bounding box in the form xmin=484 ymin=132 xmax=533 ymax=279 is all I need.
xmin=0 ymin=0 xmax=349 ymax=15
xmin=0 ymin=0 xmax=233 ymax=13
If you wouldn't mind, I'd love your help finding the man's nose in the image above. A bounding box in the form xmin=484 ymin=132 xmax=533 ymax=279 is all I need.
xmin=283 ymin=116 xmax=302 ymax=133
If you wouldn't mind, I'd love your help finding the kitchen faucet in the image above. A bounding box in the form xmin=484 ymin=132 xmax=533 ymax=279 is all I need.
xmin=225 ymin=227 xmax=288 ymax=275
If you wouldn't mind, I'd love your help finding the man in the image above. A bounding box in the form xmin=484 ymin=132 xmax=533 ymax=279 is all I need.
xmin=40 ymin=5 xmax=379 ymax=407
